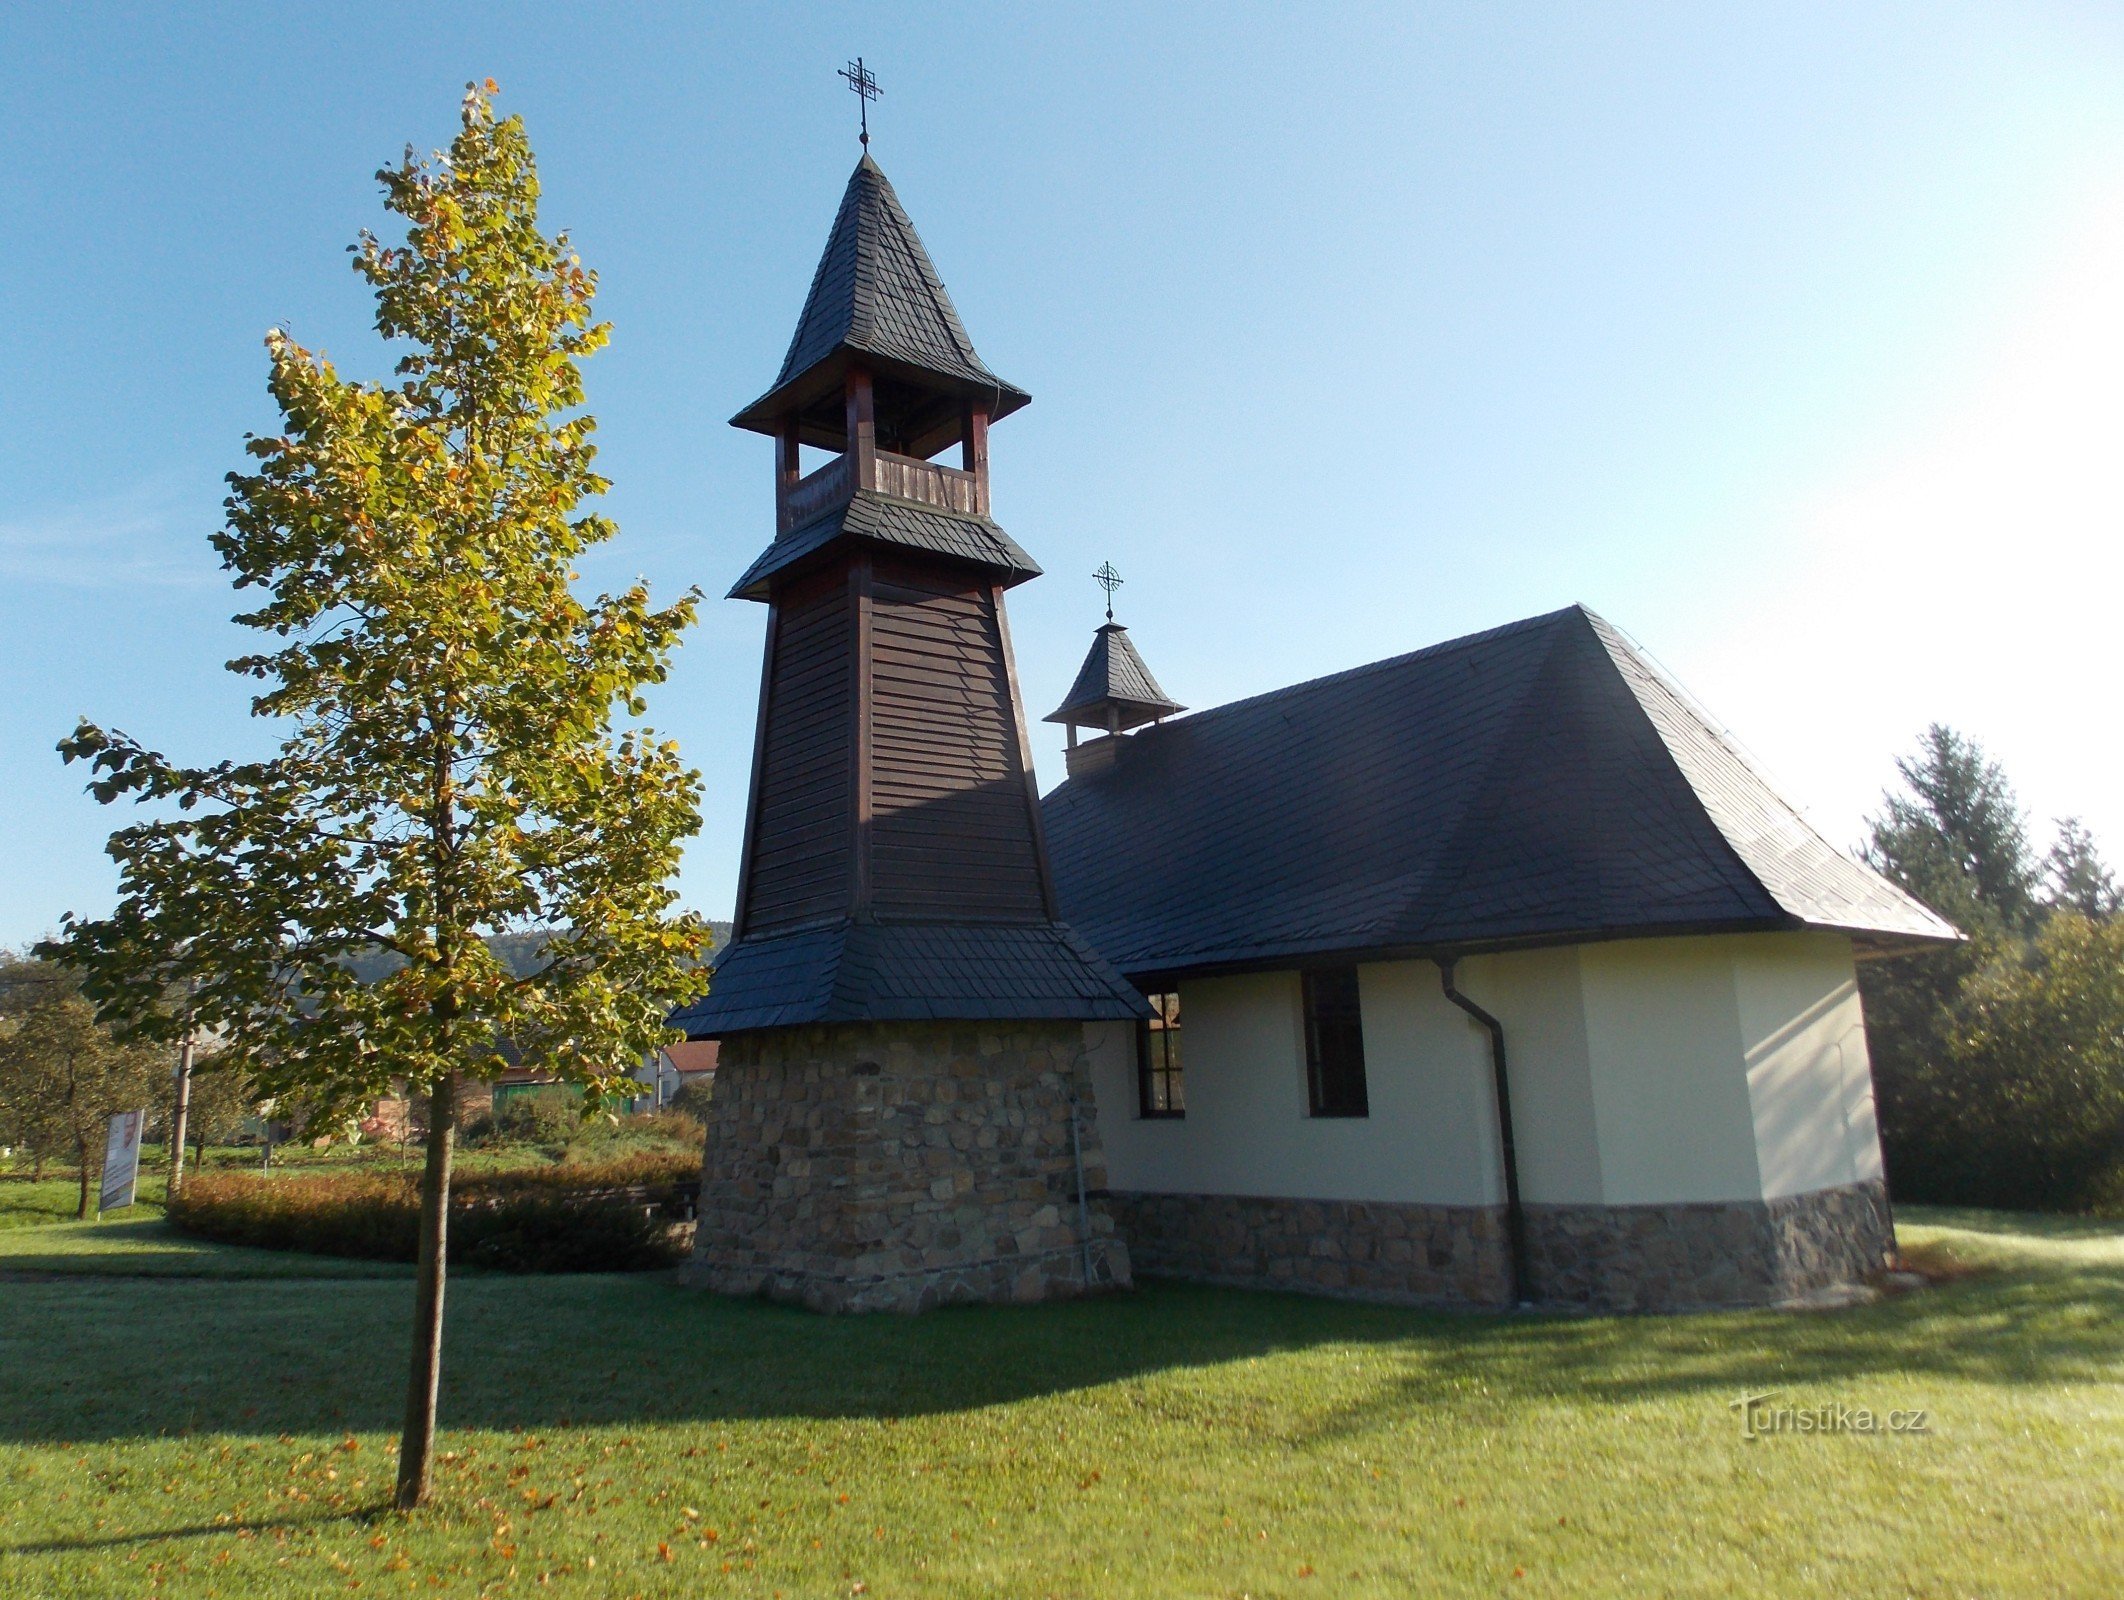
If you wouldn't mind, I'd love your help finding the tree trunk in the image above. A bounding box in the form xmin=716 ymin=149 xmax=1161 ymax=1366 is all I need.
xmin=395 ymin=1073 xmax=458 ymax=1510
xmin=75 ymin=1135 xmax=91 ymax=1221
xmin=168 ymin=1026 xmax=196 ymax=1198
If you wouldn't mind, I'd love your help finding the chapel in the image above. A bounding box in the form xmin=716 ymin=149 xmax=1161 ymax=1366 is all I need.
xmin=674 ymin=150 xmax=1957 ymax=1314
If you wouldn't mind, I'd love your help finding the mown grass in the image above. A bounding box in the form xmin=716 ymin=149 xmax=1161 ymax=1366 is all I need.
xmin=0 ymin=1209 xmax=2118 ymax=1598
xmin=0 ymin=1176 xmax=168 ymax=1229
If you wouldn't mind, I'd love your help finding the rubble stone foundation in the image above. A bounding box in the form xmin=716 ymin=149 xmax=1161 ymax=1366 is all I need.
xmin=1107 ymin=1179 xmax=1892 ymax=1313
xmin=1105 ymin=1192 xmax=1513 ymax=1307
xmin=685 ymin=1020 xmax=1130 ymax=1313
xmin=1523 ymin=1179 xmax=1894 ymax=1311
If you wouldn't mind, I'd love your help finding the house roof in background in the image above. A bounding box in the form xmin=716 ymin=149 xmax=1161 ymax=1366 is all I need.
xmin=1042 ymin=605 xmax=1959 ymax=978
xmin=1045 ymin=622 xmax=1185 ymax=731
xmin=730 ymin=154 xmax=1030 ymax=439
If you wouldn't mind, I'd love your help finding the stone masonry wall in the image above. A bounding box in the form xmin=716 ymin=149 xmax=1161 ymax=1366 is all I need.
xmin=1523 ymin=1179 xmax=1893 ymax=1312
xmin=685 ymin=1020 xmax=1131 ymax=1313
xmin=1108 ymin=1179 xmax=1891 ymax=1314
xmin=1105 ymin=1192 xmax=1514 ymax=1308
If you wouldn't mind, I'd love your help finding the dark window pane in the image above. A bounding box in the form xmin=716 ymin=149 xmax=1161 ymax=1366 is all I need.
xmin=1304 ymin=967 xmax=1368 ymax=1117
xmin=1137 ymin=991 xmax=1184 ymax=1118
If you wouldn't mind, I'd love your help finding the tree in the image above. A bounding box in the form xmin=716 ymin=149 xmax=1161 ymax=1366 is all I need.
xmin=1863 ymin=723 xmax=2037 ymax=939
xmin=1944 ymin=911 xmax=2124 ymax=1209
xmin=47 ymin=85 xmax=707 ymax=1509
xmin=0 ymin=958 xmax=162 ymax=1218
xmin=181 ymin=1050 xmax=263 ymax=1160
xmin=2044 ymin=817 xmax=2119 ymax=920
xmin=1858 ymin=726 xmax=2032 ymax=1203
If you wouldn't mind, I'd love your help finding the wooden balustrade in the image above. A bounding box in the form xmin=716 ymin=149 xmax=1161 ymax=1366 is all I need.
xmin=777 ymin=446 xmax=989 ymax=534
xmin=778 ymin=452 xmax=853 ymax=533
xmin=872 ymin=450 xmax=986 ymax=517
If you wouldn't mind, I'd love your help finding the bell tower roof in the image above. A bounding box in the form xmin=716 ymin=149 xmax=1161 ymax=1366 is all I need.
xmin=731 ymin=154 xmax=1031 ymax=455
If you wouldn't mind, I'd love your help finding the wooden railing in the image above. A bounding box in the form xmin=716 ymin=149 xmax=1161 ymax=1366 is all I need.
xmin=873 ymin=450 xmax=986 ymax=517
xmin=778 ymin=452 xmax=853 ymax=534
xmin=777 ymin=447 xmax=988 ymax=534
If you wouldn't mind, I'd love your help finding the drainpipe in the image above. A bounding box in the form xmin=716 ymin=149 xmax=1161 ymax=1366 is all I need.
xmin=1437 ymin=959 xmax=1533 ymax=1309
xmin=1067 ymin=1092 xmax=1095 ymax=1289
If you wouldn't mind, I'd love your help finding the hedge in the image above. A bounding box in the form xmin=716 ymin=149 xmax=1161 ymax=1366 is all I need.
xmin=165 ymin=1153 xmax=698 ymax=1272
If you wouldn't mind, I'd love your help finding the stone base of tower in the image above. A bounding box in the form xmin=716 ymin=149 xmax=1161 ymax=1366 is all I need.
xmin=683 ymin=1020 xmax=1132 ymax=1313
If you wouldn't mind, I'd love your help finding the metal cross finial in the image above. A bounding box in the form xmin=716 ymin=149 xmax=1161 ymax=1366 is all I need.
xmin=1093 ymin=561 xmax=1123 ymax=622
xmin=840 ymin=57 xmax=881 ymax=148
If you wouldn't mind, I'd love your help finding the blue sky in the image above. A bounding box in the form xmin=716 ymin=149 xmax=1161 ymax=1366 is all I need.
xmin=4 ymin=3 xmax=2122 ymax=946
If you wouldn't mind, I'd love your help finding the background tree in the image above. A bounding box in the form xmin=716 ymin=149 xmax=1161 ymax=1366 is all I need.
xmin=48 ymin=84 xmax=707 ymax=1509
xmin=1938 ymin=911 xmax=2124 ymax=1210
xmin=2044 ymin=817 xmax=2119 ymax=919
xmin=1858 ymin=725 xmax=2032 ymax=1200
xmin=181 ymin=1052 xmax=263 ymax=1163
xmin=1860 ymin=727 xmax=2124 ymax=1210
xmin=1863 ymin=723 xmax=2038 ymax=939
xmin=0 ymin=957 xmax=162 ymax=1218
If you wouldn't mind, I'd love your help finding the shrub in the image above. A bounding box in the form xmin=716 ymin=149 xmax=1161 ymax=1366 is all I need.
xmin=485 ymin=1088 xmax=585 ymax=1148
xmin=668 ymin=1078 xmax=715 ymax=1123
xmin=166 ymin=1153 xmax=697 ymax=1270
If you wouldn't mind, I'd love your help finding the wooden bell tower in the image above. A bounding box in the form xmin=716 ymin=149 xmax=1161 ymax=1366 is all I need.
xmin=669 ymin=152 xmax=1143 ymax=1031
xmin=674 ymin=151 xmax=1145 ymax=1312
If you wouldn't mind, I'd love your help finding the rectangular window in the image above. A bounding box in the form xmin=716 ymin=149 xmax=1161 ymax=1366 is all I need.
xmin=1137 ymin=992 xmax=1184 ymax=1117
xmin=1303 ymin=967 xmax=1369 ymax=1117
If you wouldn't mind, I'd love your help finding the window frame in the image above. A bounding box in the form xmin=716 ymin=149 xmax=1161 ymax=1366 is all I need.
xmin=1136 ymin=991 xmax=1185 ymax=1119
xmin=1302 ymin=965 xmax=1370 ymax=1118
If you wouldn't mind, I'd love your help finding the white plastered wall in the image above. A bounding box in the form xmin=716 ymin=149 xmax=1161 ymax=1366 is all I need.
xmin=1088 ymin=931 xmax=1881 ymax=1209
xmin=1730 ymin=931 xmax=1884 ymax=1199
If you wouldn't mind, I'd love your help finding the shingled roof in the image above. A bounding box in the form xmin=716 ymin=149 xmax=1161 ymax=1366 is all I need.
xmin=1041 ymin=605 xmax=1959 ymax=979
xmin=1045 ymin=622 xmax=1185 ymax=732
xmin=668 ymin=921 xmax=1151 ymax=1036
xmin=728 ymin=490 xmax=1041 ymax=601
xmin=731 ymin=155 xmax=1031 ymax=442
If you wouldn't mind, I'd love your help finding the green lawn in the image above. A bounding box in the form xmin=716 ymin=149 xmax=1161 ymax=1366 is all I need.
xmin=0 ymin=1210 xmax=2118 ymax=1599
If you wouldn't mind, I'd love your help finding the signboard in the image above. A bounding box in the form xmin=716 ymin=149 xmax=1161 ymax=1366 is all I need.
xmin=100 ymin=1110 xmax=145 ymax=1214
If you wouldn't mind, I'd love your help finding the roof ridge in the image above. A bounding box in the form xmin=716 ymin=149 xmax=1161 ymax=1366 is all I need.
xmin=1127 ymin=605 xmax=1585 ymax=740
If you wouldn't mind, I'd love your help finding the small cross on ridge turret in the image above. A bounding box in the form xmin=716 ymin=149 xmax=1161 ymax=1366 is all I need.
xmin=1093 ymin=561 xmax=1123 ymax=622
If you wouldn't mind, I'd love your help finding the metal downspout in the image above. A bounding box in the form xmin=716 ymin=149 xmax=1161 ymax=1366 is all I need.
xmin=1068 ymin=1093 xmax=1095 ymax=1289
xmin=1438 ymin=959 xmax=1533 ymax=1308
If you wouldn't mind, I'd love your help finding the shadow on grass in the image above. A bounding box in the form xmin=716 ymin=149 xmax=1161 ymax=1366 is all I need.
xmin=4 ymin=1509 xmax=380 ymax=1556
xmin=0 ymin=1218 xmax=410 ymax=1280
xmin=0 ymin=1219 xmax=2118 ymax=1452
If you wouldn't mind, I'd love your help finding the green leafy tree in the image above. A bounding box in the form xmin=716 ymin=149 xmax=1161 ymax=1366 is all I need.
xmin=2044 ymin=817 xmax=2119 ymax=920
xmin=0 ymin=957 xmax=162 ymax=1218
xmin=1946 ymin=911 xmax=2124 ymax=1209
xmin=181 ymin=1051 xmax=264 ymax=1159
xmin=46 ymin=85 xmax=707 ymax=1509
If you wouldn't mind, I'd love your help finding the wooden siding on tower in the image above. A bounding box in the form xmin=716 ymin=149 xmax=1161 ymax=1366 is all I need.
xmin=869 ymin=562 xmax=1048 ymax=921
xmin=742 ymin=571 xmax=853 ymax=932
